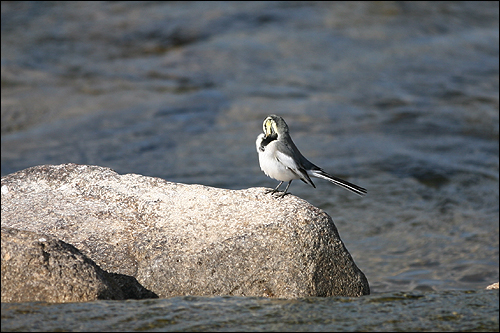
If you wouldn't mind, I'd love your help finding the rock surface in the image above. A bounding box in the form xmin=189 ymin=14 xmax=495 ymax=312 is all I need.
xmin=1 ymin=227 xmax=125 ymax=303
xmin=1 ymin=226 xmax=157 ymax=303
xmin=486 ymin=282 xmax=499 ymax=290
xmin=1 ymin=164 xmax=369 ymax=301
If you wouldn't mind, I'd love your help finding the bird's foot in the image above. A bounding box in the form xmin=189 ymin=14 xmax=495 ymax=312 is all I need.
xmin=273 ymin=191 xmax=289 ymax=198
xmin=264 ymin=188 xmax=289 ymax=198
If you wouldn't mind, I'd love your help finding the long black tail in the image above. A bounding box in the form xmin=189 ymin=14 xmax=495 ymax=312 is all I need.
xmin=310 ymin=169 xmax=367 ymax=196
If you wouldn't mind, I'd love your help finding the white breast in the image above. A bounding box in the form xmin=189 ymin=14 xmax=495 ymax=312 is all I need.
xmin=256 ymin=135 xmax=300 ymax=182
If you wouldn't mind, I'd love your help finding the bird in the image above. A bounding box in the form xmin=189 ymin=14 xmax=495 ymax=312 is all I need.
xmin=256 ymin=115 xmax=367 ymax=197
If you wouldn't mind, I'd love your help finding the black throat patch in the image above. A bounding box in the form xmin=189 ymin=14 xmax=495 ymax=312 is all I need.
xmin=259 ymin=134 xmax=277 ymax=152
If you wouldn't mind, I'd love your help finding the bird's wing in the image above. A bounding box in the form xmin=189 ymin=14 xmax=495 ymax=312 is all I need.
xmin=275 ymin=142 xmax=315 ymax=187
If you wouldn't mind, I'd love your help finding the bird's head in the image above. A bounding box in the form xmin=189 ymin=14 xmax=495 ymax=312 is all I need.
xmin=263 ymin=115 xmax=289 ymax=139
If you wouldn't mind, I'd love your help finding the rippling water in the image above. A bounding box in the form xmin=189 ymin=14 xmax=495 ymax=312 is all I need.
xmin=1 ymin=290 xmax=498 ymax=332
xmin=1 ymin=1 xmax=498 ymax=331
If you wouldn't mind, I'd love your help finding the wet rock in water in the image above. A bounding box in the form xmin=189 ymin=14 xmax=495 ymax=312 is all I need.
xmin=486 ymin=282 xmax=499 ymax=290
xmin=1 ymin=164 xmax=369 ymax=301
xmin=1 ymin=227 xmax=125 ymax=303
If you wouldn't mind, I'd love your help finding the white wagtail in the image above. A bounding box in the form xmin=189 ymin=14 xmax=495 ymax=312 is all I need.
xmin=256 ymin=115 xmax=367 ymax=197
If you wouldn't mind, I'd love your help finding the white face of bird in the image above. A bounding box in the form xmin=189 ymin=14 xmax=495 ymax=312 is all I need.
xmin=263 ymin=116 xmax=285 ymax=138
xmin=263 ymin=118 xmax=275 ymax=137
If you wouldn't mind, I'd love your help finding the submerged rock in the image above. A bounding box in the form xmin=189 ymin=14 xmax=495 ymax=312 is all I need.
xmin=1 ymin=164 xmax=369 ymax=301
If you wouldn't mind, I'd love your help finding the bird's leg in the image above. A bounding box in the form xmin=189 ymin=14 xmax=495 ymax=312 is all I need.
xmin=275 ymin=180 xmax=292 ymax=198
xmin=266 ymin=181 xmax=284 ymax=194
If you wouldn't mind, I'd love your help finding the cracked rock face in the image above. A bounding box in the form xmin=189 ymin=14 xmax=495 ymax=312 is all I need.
xmin=1 ymin=164 xmax=369 ymax=301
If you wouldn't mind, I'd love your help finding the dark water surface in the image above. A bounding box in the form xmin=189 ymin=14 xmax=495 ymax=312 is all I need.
xmin=1 ymin=290 xmax=498 ymax=332
xmin=1 ymin=1 xmax=498 ymax=331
